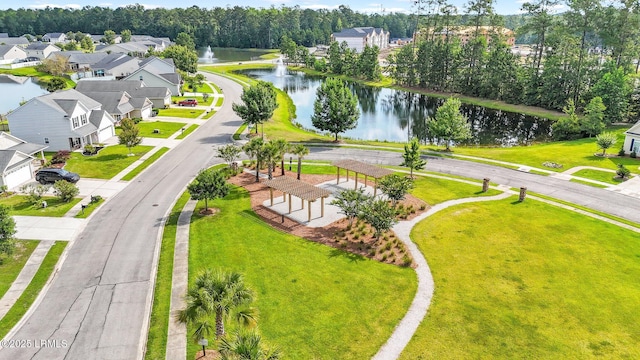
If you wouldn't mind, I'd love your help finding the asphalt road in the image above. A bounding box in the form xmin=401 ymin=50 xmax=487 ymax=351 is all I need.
xmin=2 ymin=70 xmax=640 ymax=360
xmin=0 ymin=72 xmax=243 ymax=360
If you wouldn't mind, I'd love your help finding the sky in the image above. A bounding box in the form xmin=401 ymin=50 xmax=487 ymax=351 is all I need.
xmin=0 ymin=0 xmax=564 ymax=16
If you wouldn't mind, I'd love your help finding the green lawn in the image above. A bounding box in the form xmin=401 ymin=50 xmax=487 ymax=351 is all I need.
xmin=214 ymin=96 xmax=224 ymax=107
xmin=155 ymin=108 xmax=205 ymax=119
xmin=233 ymin=123 xmax=247 ymax=140
xmin=201 ymin=109 xmax=217 ymax=119
xmin=570 ymin=178 xmax=609 ymax=188
xmin=172 ymin=95 xmax=213 ymax=106
xmin=182 ymin=82 xmax=213 ymax=93
xmin=175 ymin=125 xmax=198 ymax=139
xmin=411 ymin=176 xmax=502 ymax=205
xmin=134 ymin=121 xmax=186 ymax=138
xmin=572 ymin=168 xmax=624 ymax=185
xmin=0 ymin=195 xmax=81 ymax=217
xmin=0 ymin=240 xmax=39 ymax=299
xmin=74 ymin=197 xmax=105 ymax=218
xmin=63 ymin=145 xmax=153 ymax=179
xmin=144 ymin=191 xmax=191 ymax=360
xmin=187 ymin=185 xmax=416 ymax=359
xmin=0 ymin=67 xmax=75 ymax=89
xmin=401 ymin=198 xmax=640 ymax=359
xmin=210 ymin=82 xmax=222 ymax=94
xmin=121 ymin=147 xmax=170 ymax=181
xmin=0 ymin=241 xmax=67 ymax=339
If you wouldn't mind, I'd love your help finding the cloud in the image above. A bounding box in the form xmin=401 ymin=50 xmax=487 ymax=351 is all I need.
xmin=28 ymin=3 xmax=82 ymax=9
xmin=358 ymin=6 xmax=411 ymax=14
xmin=301 ymin=4 xmax=341 ymax=10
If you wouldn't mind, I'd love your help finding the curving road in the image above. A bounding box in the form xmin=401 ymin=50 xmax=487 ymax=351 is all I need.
xmin=2 ymin=70 xmax=640 ymax=360
xmin=0 ymin=72 xmax=243 ymax=360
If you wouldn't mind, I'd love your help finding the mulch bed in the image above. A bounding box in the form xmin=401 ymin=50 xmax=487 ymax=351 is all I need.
xmin=228 ymin=168 xmax=430 ymax=267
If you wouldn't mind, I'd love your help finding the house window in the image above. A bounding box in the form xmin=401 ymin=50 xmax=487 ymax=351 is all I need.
xmin=80 ymin=114 xmax=88 ymax=125
xmin=72 ymin=116 xmax=79 ymax=128
xmin=44 ymin=137 xmax=49 ymax=144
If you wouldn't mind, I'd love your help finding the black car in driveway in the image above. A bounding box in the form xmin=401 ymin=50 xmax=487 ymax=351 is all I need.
xmin=35 ymin=168 xmax=80 ymax=184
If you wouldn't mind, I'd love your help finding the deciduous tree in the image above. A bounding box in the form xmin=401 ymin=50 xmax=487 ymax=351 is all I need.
xmin=232 ymin=81 xmax=278 ymax=137
xmin=428 ymin=97 xmax=471 ymax=150
xmin=118 ymin=118 xmax=142 ymax=155
xmin=311 ymin=78 xmax=360 ymax=142
xmin=0 ymin=204 xmax=16 ymax=257
xmin=401 ymin=137 xmax=426 ymax=178
xmin=187 ymin=168 xmax=231 ymax=211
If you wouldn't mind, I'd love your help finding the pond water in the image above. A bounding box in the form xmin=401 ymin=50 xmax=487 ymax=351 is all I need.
xmin=0 ymin=75 xmax=48 ymax=115
xmin=198 ymin=47 xmax=273 ymax=64
xmin=239 ymin=69 xmax=554 ymax=146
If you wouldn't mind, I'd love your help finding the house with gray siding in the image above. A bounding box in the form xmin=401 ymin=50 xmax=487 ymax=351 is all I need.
xmin=75 ymin=79 xmax=172 ymax=109
xmin=623 ymin=121 xmax=640 ymax=155
xmin=0 ymin=45 xmax=27 ymax=64
xmin=123 ymin=57 xmax=181 ymax=96
xmin=6 ymin=89 xmax=116 ymax=151
xmin=43 ymin=33 xmax=66 ymax=43
xmin=0 ymin=132 xmax=48 ymax=189
xmin=25 ymin=42 xmax=60 ymax=60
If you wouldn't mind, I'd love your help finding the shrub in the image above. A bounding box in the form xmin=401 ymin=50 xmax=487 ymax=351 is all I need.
xmin=132 ymin=117 xmax=143 ymax=124
xmin=616 ymin=164 xmax=631 ymax=179
xmin=84 ymin=144 xmax=95 ymax=154
xmin=419 ymin=204 xmax=426 ymax=210
xmin=52 ymin=180 xmax=79 ymax=202
xmin=51 ymin=150 xmax=71 ymax=164
xmin=90 ymin=195 xmax=102 ymax=203
xmin=21 ymin=184 xmax=48 ymax=206
xmin=618 ymin=147 xmax=626 ymax=157
xmin=631 ymin=151 xmax=637 ymax=158
xmin=402 ymin=255 xmax=412 ymax=267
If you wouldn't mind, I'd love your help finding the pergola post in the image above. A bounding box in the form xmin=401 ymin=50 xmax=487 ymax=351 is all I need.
xmin=364 ymin=175 xmax=367 ymax=186
xmin=346 ymin=170 xmax=349 ymax=181
xmin=301 ymin=197 xmax=304 ymax=209
xmin=283 ymin=191 xmax=286 ymax=201
xmin=374 ymin=178 xmax=378 ymax=196
xmin=269 ymin=188 xmax=273 ymax=206
xmin=354 ymin=172 xmax=358 ymax=189
xmin=288 ymin=194 xmax=292 ymax=214
xmin=321 ymin=197 xmax=325 ymax=217
xmin=337 ymin=167 xmax=340 ymax=184
xmin=308 ymin=200 xmax=311 ymax=221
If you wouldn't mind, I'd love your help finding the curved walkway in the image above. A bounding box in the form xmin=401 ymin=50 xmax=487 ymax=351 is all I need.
xmin=372 ymin=189 xmax=512 ymax=360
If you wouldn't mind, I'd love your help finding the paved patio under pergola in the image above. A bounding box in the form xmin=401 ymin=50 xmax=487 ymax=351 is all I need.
xmin=332 ymin=159 xmax=393 ymax=196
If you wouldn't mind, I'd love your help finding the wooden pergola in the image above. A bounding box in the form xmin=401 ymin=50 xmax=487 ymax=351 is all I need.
xmin=332 ymin=159 xmax=393 ymax=196
xmin=263 ymin=177 xmax=332 ymax=221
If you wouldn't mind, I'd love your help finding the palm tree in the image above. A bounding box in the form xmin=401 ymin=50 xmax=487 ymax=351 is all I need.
xmin=219 ymin=330 xmax=281 ymax=360
xmin=262 ymin=142 xmax=279 ymax=180
xmin=269 ymin=139 xmax=289 ymax=176
xmin=177 ymin=269 xmax=255 ymax=340
xmin=290 ymin=144 xmax=309 ymax=180
xmin=243 ymin=137 xmax=265 ymax=182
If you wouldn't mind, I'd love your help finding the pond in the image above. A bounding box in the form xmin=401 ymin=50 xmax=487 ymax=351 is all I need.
xmin=0 ymin=75 xmax=48 ymax=115
xmin=239 ymin=68 xmax=554 ymax=146
xmin=198 ymin=47 xmax=274 ymax=64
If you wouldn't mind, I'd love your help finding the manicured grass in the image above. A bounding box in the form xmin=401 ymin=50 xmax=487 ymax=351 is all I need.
xmin=63 ymin=145 xmax=154 ymax=179
xmin=202 ymin=109 xmax=217 ymax=119
xmin=0 ymin=240 xmax=39 ymax=299
xmin=172 ymin=95 xmax=213 ymax=106
xmin=144 ymin=191 xmax=191 ymax=360
xmin=182 ymin=82 xmax=213 ymax=94
xmin=74 ymin=197 xmax=105 ymax=218
xmin=449 ymin=126 xmax=639 ymax=173
xmin=401 ymin=198 xmax=640 ymax=359
xmin=572 ymin=168 xmax=624 ymax=185
xmin=0 ymin=67 xmax=75 ymax=89
xmin=210 ymin=81 xmax=222 ymax=94
xmin=187 ymin=184 xmax=416 ymax=359
xmin=570 ymin=178 xmax=609 ymax=188
xmin=136 ymin=121 xmax=186 ymax=138
xmin=0 ymin=241 xmax=67 ymax=339
xmin=121 ymin=147 xmax=170 ymax=181
xmin=155 ymin=108 xmax=204 ymax=119
xmin=411 ymin=176 xmax=501 ymax=205
xmin=0 ymin=195 xmax=81 ymax=217
xmin=214 ymin=96 xmax=223 ymax=107
xmin=233 ymin=123 xmax=247 ymax=140
xmin=175 ymin=124 xmax=198 ymax=139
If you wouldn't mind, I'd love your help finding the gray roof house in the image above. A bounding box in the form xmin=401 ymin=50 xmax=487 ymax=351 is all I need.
xmin=6 ymin=89 xmax=116 ymax=151
xmin=42 ymin=33 xmax=67 ymax=43
xmin=0 ymin=45 xmax=27 ymax=64
xmin=90 ymin=53 xmax=139 ymax=79
xmin=623 ymin=121 xmax=640 ymax=155
xmin=0 ymin=132 xmax=48 ymax=189
xmin=331 ymin=27 xmax=390 ymax=53
xmin=75 ymin=80 xmax=172 ymax=109
xmin=123 ymin=57 xmax=181 ymax=96
xmin=79 ymin=90 xmax=153 ymax=120
xmin=0 ymin=36 xmax=30 ymax=47
xmin=25 ymin=42 xmax=60 ymax=60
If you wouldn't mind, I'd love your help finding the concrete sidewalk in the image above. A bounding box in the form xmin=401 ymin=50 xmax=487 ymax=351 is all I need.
xmin=13 ymin=216 xmax=86 ymax=241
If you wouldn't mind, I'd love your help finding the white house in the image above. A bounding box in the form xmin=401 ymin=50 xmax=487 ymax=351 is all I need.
xmin=123 ymin=57 xmax=181 ymax=96
xmin=623 ymin=121 xmax=640 ymax=154
xmin=0 ymin=132 xmax=48 ymax=189
xmin=42 ymin=33 xmax=66 ymax=43
xmin=0 ymin=45 xmax=27 ymax=64
xmin=6 ymin=89 xmax=116 ymax=151
xmin=331 ymin=27 xmax=390 ymax=53
xmin=25 ymin=42 xmax=60 ymax=60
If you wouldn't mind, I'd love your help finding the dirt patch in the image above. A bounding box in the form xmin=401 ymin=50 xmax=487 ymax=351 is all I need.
xmin=199 ymin=207 xmax=220 ymax=216
xmin=229 ymin=169 xmax=429 ymax=267
xmin=194 ymin=349 xmax=220 ymax=360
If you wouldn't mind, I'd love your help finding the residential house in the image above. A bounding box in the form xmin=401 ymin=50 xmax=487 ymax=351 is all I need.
xmin=0 ymin=45 xmax=27 ymax=64
xmin=79 ymin=91 xmax=153 ymax=120
xmin=25 ymin=42 xmax=60 ymax=60
xmin=130 ymin=35 xmax=172 ymax=51
xmin=0 ymin=132 xmax=48 ymax=189
xmin=89 ymin=34 xmax=122 ymax=44
xmin=331 ymin=27 xmax=390 ymax=53
xmin=46 ymin=51 xmax=109 ymax=80
xmin=623 ymin=121 xmax=640 ymax=154
xmin=414 ymin=26 xmax=516 ymax=46
xmin=97 ymin=42 xmax=153 ymax=58
xmin=6 ymin=89 xmax=116 ymax=151
xmin=42 ymin=33 xmax=67 ymax=43
xmin=123 ymin=57 xmax=181 ymax=96
xmin=0 ymin=36 xmax=29 ymax=47
xmin=75 ymin=79 xmax=170 ymax=110
xmin=89 ymin=53 xmax=139 ymax=79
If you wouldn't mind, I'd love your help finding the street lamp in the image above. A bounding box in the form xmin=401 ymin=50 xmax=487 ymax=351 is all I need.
xmin=198 ymin=338 xmax=208 ymax=356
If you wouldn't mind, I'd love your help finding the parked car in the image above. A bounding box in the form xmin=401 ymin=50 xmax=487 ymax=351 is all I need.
xmin=178 ymin=98 xmax=198 ymax=107
xmin=35 ymin=168 xmax=80 ymax=184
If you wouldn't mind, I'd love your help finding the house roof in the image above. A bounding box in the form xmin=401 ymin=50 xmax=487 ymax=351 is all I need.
xmin=0 ymin=150 xmax=33 ymax=173
xmin=625 ymin=121 xmax=640 ymax=136
xmin=139 ymin=56 xmax=175 ymax=70
xmin=26 ymin=42 xmax=59 ymax=51
xmin=81 ymin=91 xmax=135 ymax=115
xmin=35 ymin=89 xmax=102 ymax=116
xmin=0 ymin=37 xmax=29 ymax=46
xmin=129 ymin=96 xmax=153 ymax=109
xmin=75 ymin=80 xmax=170 ymax=98
xmin=332 ymin=27 xmax=386 ymax=38
xmin=66 ymin=51 xmax=109 ymax=65
xmin=89 ymin=110 xmax=115 ymax=129
xmin=44 ymin=33 xmax=65 ymax=39
xmin=74 ymin=123 xmax=98 ymax=137
xmin=160 ymin=73 xmax=180 ymax=85
xmin=0 ymin=132 xmax=48 ymax=155
xmin=91 ymin=53 xmax=135 ymax=70
xmin=97 ymin=42 xmax=151 ymax=55
xmin=0 ymin=44 xmax=23 ymax=57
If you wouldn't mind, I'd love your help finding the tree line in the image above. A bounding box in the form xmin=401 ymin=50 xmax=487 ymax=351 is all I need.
xmin=387 ymin=0 xmax=640 ymax=131
xmin=0 ymin=5 xmax=415 ymax=49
